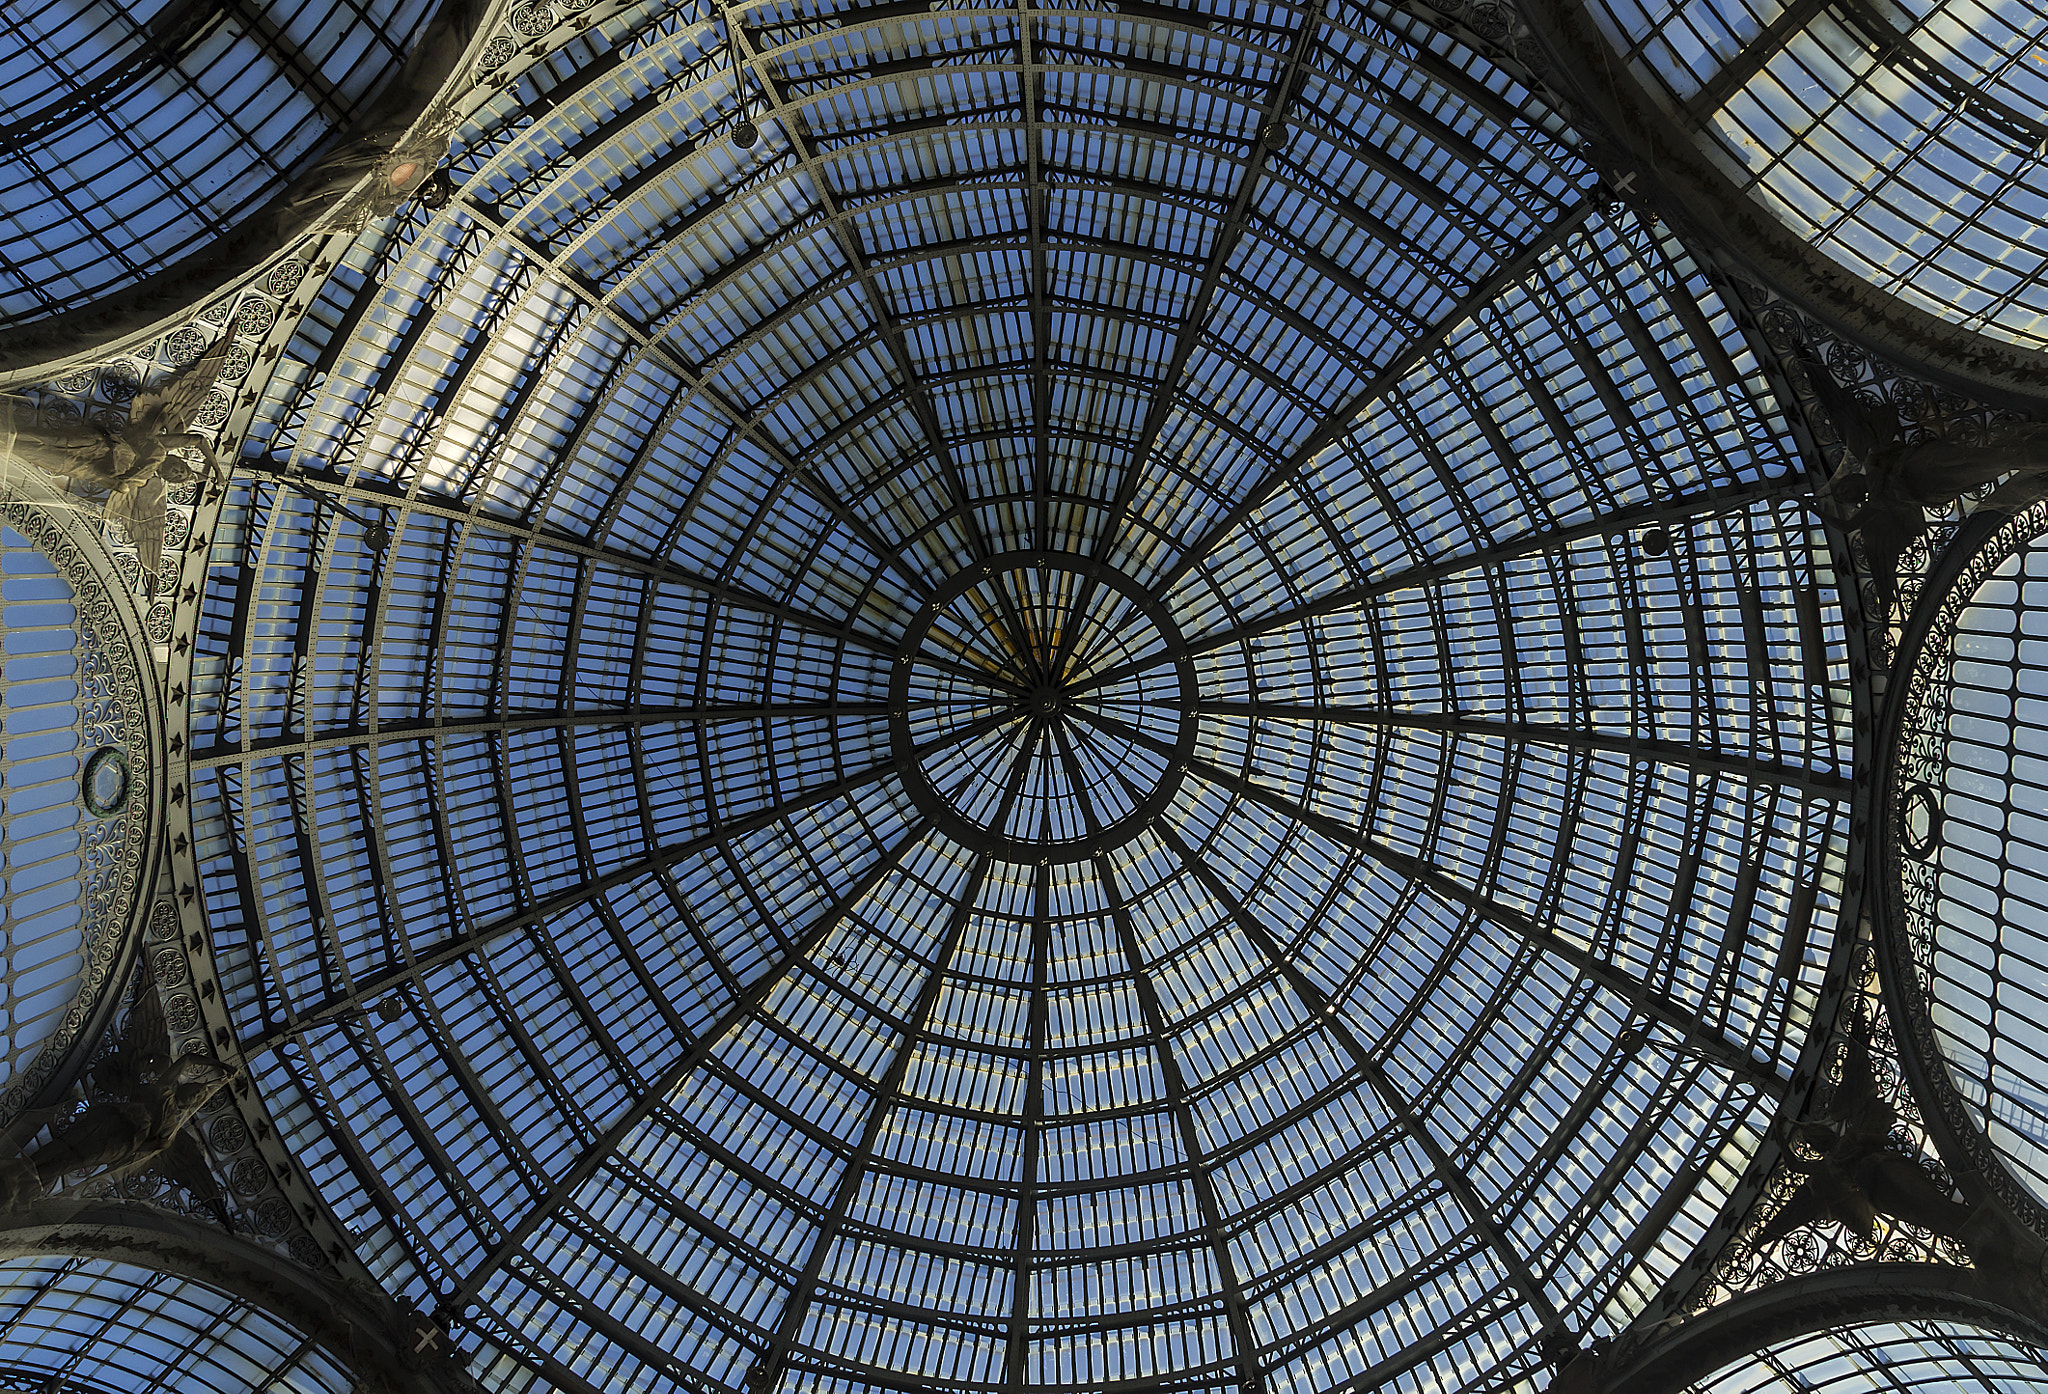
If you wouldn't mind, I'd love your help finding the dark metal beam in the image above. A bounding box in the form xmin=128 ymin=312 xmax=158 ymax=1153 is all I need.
xmin=1518 ymin=0 xmax=2048 ymax=409
xmin=225 ymin=0 xmax=352 ymax=125
xmin=1152 ymin=781 xmax=1563 ymax=1336
xmin=459 ymin=202 xmax=943 ymax=600
xmin=1192 ymin=702 xmax=1851 ymax=799
xmin=1148 ymin=197 xmax=1599 ymax=596
xmin=231 ymin=468 xmax=917 ymax=669
xmin=1004 ymin=857 xmax=1051 ymax=1391
xmin=1085 ymin=835 xmax=1266 ymax=1390
xmin=749 ymin=849 xmax=1003 ymax=1386
xmin=1587 ymin=1264 xmax=2048 ymax=1394
xmin=1070 ymin=473 xmax=1801 ymax=697
xmin=236 ymin=714 xmax=997 ymax=1050
xmin=725 ymin=8 xmax=1006 ymax=572
xmin=1081 ymin=0 xmax=1332 ymax=574
xmin=1077 ymin=708 xmax=1788 ymax=1094
xmin=188 ymin=703 xmax=898 ymax=769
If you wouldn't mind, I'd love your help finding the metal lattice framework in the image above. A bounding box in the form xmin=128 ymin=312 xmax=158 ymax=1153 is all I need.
xmin=1880 ymin=506 xmax=2048 ymax=1233
xmin=0 ymin=0 xmax=442 ymax=328
xmin=1690 ymin=949 xmax=1966 ymax=1318
xmin=145 ymin=1 xmax=1869 ymax=1392
xmin=0 ymin=482 xmax=163 ymax=1121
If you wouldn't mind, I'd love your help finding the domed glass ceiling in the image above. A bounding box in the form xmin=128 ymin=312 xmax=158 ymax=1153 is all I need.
xmin=182 ymin=1 xmax=1856 ymax=1392
xmin=1888 ymin=516 xmax=2048 ymax=1210
xmin=0 ymin=1255 xmax=355 ymax=1394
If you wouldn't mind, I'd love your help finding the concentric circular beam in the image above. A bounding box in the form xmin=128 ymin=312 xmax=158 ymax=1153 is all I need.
xmin=889 ymin=552 xmax=1198 ymax=861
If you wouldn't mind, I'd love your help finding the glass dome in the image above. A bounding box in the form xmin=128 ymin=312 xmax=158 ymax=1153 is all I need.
xmin=1685 ymin=1317 xmax=2048 ymax=1394
xmin=179 ymin=2 xmax=1856 ymax=1392
xmin=0 ymin=1254 xmax=356 ymax=1394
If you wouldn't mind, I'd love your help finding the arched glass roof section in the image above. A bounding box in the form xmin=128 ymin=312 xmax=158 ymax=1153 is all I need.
xmin=0 ymin=1254 xmax=356 ymax=1394
xmin=0 ymin=0 xmax=441 ymax=329
xmin=1885 ymin=508 xmax=2048 ymax=1216
xmin=0 ymin=500 xmax=158 ymax=1119
xmin=1684 ymin=1317 xmax=2048 ymax=1393
xmin=0 ymin=525 xmax=92 ymax=1099
xmin=1576 ymin=0 xmax=2048 ymax=353
xmin=188 ymin=2 xmax=1856 ymax=1392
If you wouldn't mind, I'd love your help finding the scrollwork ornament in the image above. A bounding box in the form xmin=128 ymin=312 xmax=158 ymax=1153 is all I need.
xmin=1680 ymin=963 xmax=1969 ymax=1321
xmin=162 ymin=327 xmax=207 ymax=368
xmin=476 ymin=35 xmax=517 ymax=72
xmin=164 ymin=993 xmax=199 ymax=1036
xmin=1467 ymin=3 xmax=1511 ymax=37
xmin=263 ymin=260 xmax=307 ymax=298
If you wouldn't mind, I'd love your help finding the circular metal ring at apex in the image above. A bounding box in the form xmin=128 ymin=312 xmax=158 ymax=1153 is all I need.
xmin=887 ymin=551 xmax=1199 ymax=862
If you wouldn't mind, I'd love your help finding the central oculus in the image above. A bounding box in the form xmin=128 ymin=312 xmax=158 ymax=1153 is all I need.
xmin=889 ymin=552 xmax=1199 ymax=862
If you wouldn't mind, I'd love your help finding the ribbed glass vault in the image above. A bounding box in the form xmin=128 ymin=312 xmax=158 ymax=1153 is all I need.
xmin=0 ymin=1255 xmax=355 ymax=1394
xmin=182 ymin=2 xmax=1856 ymax=1392
xmin=1890 ymin=516 xmax=2048 ymax=1210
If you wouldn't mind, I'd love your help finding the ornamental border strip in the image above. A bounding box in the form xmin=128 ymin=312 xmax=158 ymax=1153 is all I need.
xmin=147 ymin=235 xmax=424 ymax=1295
xmin=96 ymin=899 xmax=337 ymax=1270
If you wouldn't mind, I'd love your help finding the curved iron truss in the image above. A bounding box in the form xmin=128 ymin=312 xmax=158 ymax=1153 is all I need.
xmin=0 ymin=1251 xmax=356 ymax=1394
xmin=1690 ymin=1320 xmax=2048 ymax=1394
xmin=1572 ymin=1264 xmax=2048 ymax=1392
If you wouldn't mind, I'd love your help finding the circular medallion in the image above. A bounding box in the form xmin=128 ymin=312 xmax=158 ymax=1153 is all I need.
xmin=1899 ymin=781 xmax=1941 ymax=859
xmin=234 ymin=298 xmax=276 ymax=338
xmin=162 ymin=326 xmax=206 ymax=367
xmin=888 ymin=552 xmax=1196 ymax=862
xmin=82 ymin=747 xmax=130 ymax=818
xmin=263 ymin=260 xmax=307 ymax=297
